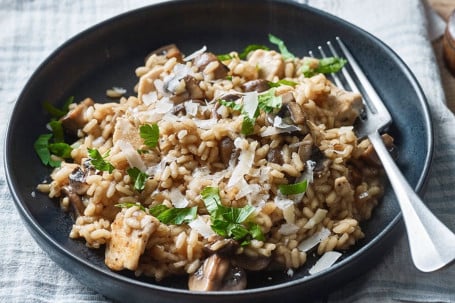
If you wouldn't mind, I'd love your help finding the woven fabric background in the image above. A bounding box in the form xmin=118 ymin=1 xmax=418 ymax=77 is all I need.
xmin=0 ymin=1 xmax=453 ymax=302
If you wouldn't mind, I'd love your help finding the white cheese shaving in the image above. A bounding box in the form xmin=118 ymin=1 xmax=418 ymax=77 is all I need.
xmin=116 ymin=140 xmax=146 ymax=172
xmin=272 ymin=116 xmax=301 ymax=132
xmin=297 ymin=228 xmax=331 ymax=252
xmin=142 ymin=91 xmax=158 ymax=105
xmin=308 ymin=251 xmax=342 ymax=275
xmin=184 ymin=101 xmax=199 ymax=116
xmin=242 ymin=91 xmax=258 ymax=119
xmin=274 ymin=195 xmax=295 ymax=224
xmin=169 ymin=187 xmax=189 ymax=208
xmin=189 ymin=215 xmax=215 ymax=238
xmin=183 ymin=45 xmax=207 ymax=62
xmin=227 ymin=139 xmax=257 ymax=189
xmin=154 ymin=97 xmax=174 ymax=114
xmin=193 ymin=118 xmax=218 ymax=130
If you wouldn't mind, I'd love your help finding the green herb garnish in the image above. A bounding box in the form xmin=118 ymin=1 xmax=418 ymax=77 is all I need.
xmin=87 ymin=148 xmax=114 ymax=173
xmin=201 ymin=186 xmax=264 ymax=245
xmin=115 ymin=202 xmax=147 ymax=212
xmin=279 ymin=180 xmax=308 ymax=195
xmin=34 ymin=134 xmax=63 ymax=167
xmin=48 ymin=120 xmax=65 ymax=143
xmin=268 ymin=34 xmax=295 ymax=60
xmin=219 ymin=88 xmax=282 ymax=136
xmin=268 ymin=79 xmax=298 ymax=88
xmin=140 ymin=123 xmax=159 ymax=148
xmin=217 ymin=53 xmax=233 ymax=61
xmin=302 ymin=57 xmax=347 ymax=77
xmin=149 ymin=205 xmax=198 ymax=225
xmin=127 ymin=167 xmax=148 ymax=191
xmin=43 ymin=96 xmax=74 ymax=119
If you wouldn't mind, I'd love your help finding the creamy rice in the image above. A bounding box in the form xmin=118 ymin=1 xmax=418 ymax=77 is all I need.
xmin=39 ymin=42 xmax=391 ymax=290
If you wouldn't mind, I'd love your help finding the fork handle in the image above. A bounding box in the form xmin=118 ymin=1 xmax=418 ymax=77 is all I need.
xmin=368 ymin=131 xmax=455 ymax=272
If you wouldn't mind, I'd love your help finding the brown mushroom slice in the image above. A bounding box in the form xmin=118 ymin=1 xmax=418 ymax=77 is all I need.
xmin=233 ymin=255 xmax=271 ymax=271
xmin=60 ymin=98 xmax=94 ymax=136
xmin=298 ymin=134 xmax=314 ymax=163
xmin=68 ymin=167 xmax=90 ymax=195
xmin=193 ymin=52 xmax=229 ymax=79
xmin=267 ymin=147 xmax=284 ymax=165
xmin=188 ymin=254 xmax=247 ymax=291
xmin=360 ymin=133 xmax=396 ymax=167
xmin=145 ymin=44 xmax=183 ymax=62
xmin=241 ymin=79 xmax=270 ymax=93
xmin=219 ymin=137 xmax=235 ymax=167
xmin=61 ymin=186 xmax=85 ymax=217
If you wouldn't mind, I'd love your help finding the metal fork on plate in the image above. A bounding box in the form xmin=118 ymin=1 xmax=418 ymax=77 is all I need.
xmin=312 ymin=37 xmax=455 ymax=272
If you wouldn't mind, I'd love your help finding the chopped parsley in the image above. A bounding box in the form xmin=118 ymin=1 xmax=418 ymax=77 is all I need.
xmin=201 ymin=186 xmax=265 ymax=246
xmin=87 ymin=148 xmax=114 ymax=173
xmin=219 ymin=88 xmax=282 ymax=136
xmin=302 ymin=57 xmax=347 ymax=77
xmin=43 ymin=96 xmax=73 ymax=119
xmin=115 ymin=202 xmax=197 ymax=225
xmin=268 ymin=79 xmax=298 ymax=88
xmin=268 ymin=34 xmax=295 ymax=60
xmin=279 ymin=180 xmax=308 ymax=195
xmin=149 ymin=205 xmax=197 ymax=225
xmin=127 ymin=167 xmax=148 ymax=191
xmin=34 ymin=134 xmax=68 ymax=167
xmin=140 ymin=123 xmax=159 ymax=148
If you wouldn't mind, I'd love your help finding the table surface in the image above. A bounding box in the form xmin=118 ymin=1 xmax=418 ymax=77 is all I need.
xmin=429 ymin=0 xmax=455 ymax=112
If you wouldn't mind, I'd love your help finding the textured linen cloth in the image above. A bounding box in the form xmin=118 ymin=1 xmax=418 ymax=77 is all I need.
xmin=0 ymin=0 xmax=454 ymax=302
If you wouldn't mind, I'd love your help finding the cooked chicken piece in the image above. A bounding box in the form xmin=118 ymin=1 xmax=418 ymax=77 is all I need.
xmin=112 ymin=118 xmax=143 ymax=150
xmin=247 ymin=49 xmax=284 ymax=81
xmin=60 ymin=98 xmax=94 ymax=136
xmin=105 ymin=208 xmax=159 ymax=271
xmin=137 ymin=65 xmax=165 ymax=101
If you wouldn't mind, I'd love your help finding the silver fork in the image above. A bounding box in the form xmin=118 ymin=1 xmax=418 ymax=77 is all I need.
xmin=312 ymin=37 xmax=455 ymax=272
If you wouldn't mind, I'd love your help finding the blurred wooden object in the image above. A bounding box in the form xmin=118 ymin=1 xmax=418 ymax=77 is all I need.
xmin=428 ymin=0 xmax=455 ymax=21
xmin=429 ymin=0 xmax=455 ymax=112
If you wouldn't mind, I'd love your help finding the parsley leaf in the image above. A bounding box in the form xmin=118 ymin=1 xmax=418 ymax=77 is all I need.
xmin=257 ymin=88 xmax=282 ymax=113
xmin=268 ymin=79 xmax=298 ymax=88
xmin=87 ymin=148 xmax=114 ymax=173
xmin=48 ymin=120 xmax=65 ymax=143
xmin=43 ymin=96 xmax=74 ymax=119
xmin=268 ymin=34 xmax=295 ymax=60
xmin=217 ymin=53 xmax=233 ymax=61
xmin=140 ymin=123 xmax=159 ymax=148
xmin=302 ymin=57 xmax=347 ymax=77
xmin=201 ymin=186 xmax=264 ymax=245
xmin=115 ymin=202 xmax=147 ymax=212
xmin=279 ymin=180 xmax=308 ymax=195
xmin=34 ymin=134 xmax=61 ymax=167
xmin=127 ymin=167 xmax=148 ymax=191
xmin=149 ymin=205 xmax=198 ymax=225
xmin=116 ymin=202 xmax=197 ymax=225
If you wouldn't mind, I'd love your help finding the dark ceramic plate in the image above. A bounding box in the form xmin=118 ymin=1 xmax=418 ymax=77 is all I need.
xmin=4 ymin=0 xmax=433 ymax=302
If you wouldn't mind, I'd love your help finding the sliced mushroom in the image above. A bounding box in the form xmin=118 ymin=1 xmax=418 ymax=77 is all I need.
xmin=60 ymin=98 xmax=94 ymax=136
xmin=61 ymin=186 xmax=85 ymax=217
xmin=145 ymin=44 xmax=183 ymax=62
xmin=219 ymin=137 xmax=235 ymax=167
xmin=232 ymin=255 xmax=271 ymax=271
xmin=167 ymin=75 xmax=205 ymax=104
xmin=193 ymin=52 xmax=229 ymax=79
xmin=298 ymin=134 xmax=314 ymax=162
xmin=241 ymin=79 xmax=270 ymax=93
xmin=188 ymin=254 xmax=247 ymax=291
xmin=68 ymin=167 xmax=90 ymax=195
xmin=267 ymin=148 xmax=283 ymax=165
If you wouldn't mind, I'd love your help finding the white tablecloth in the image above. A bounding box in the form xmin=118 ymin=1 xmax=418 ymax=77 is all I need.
xmin=0 ymin=0 xmax=454 ymax=302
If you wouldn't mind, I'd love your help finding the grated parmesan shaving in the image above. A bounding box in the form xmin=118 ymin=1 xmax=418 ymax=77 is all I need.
xmin=116 ymin=140 xmax=146 ymax=172
xmin=227 ymin=139 xmax=257 ymax=189
xmin=169 ymin=187 xmax=189 ymax=208
xmin=183 ymin=45 xmax=207 ymax=62
xmin=189 ymin=215 xmax=215 ymax=238
xmin=304 ymin=208 xmax=328 ymax=229
xmin=308 ymin=251 xmax=342 ymax=275
xmin=297 ymin=228 xmax=331 ymax=252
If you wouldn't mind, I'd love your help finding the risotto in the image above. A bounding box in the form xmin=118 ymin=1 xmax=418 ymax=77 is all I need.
xmin=36 ymin=37 xmax=392 ymax=291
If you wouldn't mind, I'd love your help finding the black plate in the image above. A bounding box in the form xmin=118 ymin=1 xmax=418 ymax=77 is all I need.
xmin=4 ymin=0 xmax=433 ymax=302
